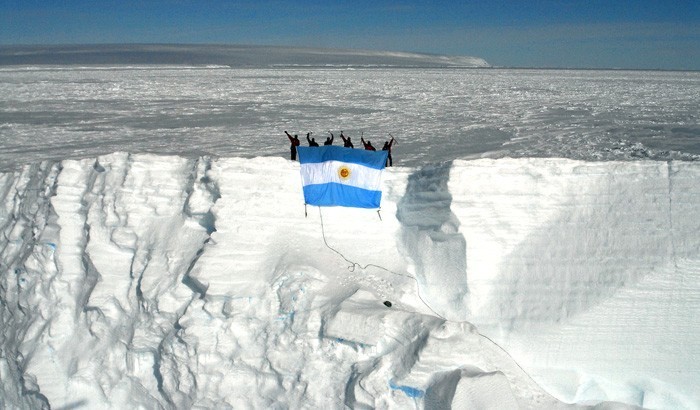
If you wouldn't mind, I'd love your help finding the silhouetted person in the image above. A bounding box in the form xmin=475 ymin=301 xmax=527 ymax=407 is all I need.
xmin=361 ymin=136 xmax=376 ymax=151
xmin=285 ymin=131 xmax=300 ymax=161
xmin=307 ymin=133 xmax=319 ymax=147
xmin=340 ymin=131 xmax=353 ymax=148
xmin=382 ymin=136 xmax=395 ymax=166
xmin=324 ymin=132 xmax=334 ymax=146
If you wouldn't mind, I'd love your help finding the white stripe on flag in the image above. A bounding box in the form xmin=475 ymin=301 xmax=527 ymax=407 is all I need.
xmin=300 ymin=160 xmax=383 ymax=191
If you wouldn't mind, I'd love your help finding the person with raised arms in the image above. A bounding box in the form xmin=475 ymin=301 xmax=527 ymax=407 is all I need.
xmin=382 ymin=136 xmax=395 ymax=167
xmin=324 ymin=132 xmax=334 ymax=146
xmin=361 ymin=135 xmax=376 ymax=151
xmin=284 ymin=131 xmax=301 ymax=160
xmin=306 ymin=132 xmax=319 ymax=147
xmin=340 ymin=131 xmax=354 ymax=148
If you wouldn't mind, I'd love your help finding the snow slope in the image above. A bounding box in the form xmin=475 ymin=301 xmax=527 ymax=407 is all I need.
xmin=1 ymin=153 xmax=698 ymax=409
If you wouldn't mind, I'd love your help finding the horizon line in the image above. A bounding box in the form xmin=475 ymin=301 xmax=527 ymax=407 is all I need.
xmin=0 ymin=43 xmax=697 ymax=72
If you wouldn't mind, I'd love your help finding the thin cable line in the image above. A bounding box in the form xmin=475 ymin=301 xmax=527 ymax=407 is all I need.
xmin=315 ymin=206 xmax=545 ymax=392
xmin=316 ymin=206 xmax=443 ymax=318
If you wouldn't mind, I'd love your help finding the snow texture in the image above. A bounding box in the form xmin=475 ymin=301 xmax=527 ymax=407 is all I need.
xmin=2 ymin=153 xmax=699 ymax=409
xmin=1 ymin=67 xmax=698 ymax=173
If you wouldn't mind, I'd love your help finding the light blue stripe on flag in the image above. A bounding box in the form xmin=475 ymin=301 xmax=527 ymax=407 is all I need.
xmin=298 ymin=146 xmax=387 ymax=169
xmin=298 ymin=146 xmax=388 ymax=208
xmin=302 ymin=183 xmax=383 ymax=208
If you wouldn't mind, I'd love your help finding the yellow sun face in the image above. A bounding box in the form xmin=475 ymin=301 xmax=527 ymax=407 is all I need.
xmin=338 ymin=165 xmax=352 ymax=180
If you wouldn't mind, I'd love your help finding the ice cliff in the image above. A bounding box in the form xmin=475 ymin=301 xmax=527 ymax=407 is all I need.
xmin=1 ymin=153 xmax=698 ymax=409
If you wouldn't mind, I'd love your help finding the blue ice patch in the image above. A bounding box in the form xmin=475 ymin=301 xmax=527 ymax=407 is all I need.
xmin=389 ymin=380 xmax=425 ymax=399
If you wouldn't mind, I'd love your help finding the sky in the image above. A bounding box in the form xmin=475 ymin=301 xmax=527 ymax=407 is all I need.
xmin=1 ymin=0 xmax=699 ymax=70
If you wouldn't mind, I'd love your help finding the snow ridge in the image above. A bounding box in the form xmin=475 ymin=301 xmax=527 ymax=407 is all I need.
xmin=1 ymin=153 xmax=699 ymax=409
xmin=0 ymin=160 xmax=59 ymax=409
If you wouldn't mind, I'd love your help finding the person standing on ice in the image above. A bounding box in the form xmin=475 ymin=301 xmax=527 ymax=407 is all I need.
xmin=361 ymin=136 xmax=376 ymax=151
xmin=306 ymin=132 xmax=319 ymax=147
xmin=284 ymin=131 xmax=301 ymax=161
xmin=340 ymin=131 xmax=354 ymax=148
xmin=324 ymin=132 xmax=334 ymax=146
xmin=382 ymin=136 xmax=395 ymax=166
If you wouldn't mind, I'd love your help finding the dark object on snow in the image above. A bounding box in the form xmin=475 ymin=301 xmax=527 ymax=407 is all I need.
xmin=307 ymin=133 xmax=319 ymax=147
xmin=382 ymin=137 xmax=395 ymax=166
xmin=383 ymin=301 xmax=392 ymax=308
xmin=341 ymin=131 xmax=354 ymax=148
xmin=285 ymin=131 xmax=300 ymax=160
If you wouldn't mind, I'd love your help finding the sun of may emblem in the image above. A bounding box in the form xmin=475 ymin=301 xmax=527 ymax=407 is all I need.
xmin=338 ymin=165 xmax=352 ymax=180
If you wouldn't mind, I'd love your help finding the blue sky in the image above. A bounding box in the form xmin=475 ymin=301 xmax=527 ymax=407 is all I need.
xmin=1 ymin=0 xmax=699 ymax=70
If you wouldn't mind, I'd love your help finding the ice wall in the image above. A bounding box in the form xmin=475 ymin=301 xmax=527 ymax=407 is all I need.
xmin=450 ymin=159 xmax=700 ymax=408
xmin=1 ymin=153 xmax=698 ymax=409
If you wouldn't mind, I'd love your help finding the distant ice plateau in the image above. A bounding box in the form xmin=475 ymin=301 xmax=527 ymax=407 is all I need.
xmin=0 ymin=44 xmax=491 ymax=68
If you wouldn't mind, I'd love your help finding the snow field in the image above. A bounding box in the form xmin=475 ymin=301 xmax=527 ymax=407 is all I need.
xmin=1 ymin=152 xmax=699 ymax=409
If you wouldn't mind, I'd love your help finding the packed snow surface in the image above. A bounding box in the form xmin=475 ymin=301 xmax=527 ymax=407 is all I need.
xmin=1 ymin=64 xmax=699 ymax=409
xmin=1 ymin=67 xmax=698 ymax=171
xmin=1 ymin=154 xmax=699 ymax=409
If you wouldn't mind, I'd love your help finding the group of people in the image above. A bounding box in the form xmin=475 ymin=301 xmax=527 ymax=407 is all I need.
xmin=284 ymin=131 xmax=395 ymax=166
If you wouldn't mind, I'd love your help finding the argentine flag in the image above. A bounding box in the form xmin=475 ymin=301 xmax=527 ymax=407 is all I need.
xmin=298 ymin=146 xmax=389 ymax=208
